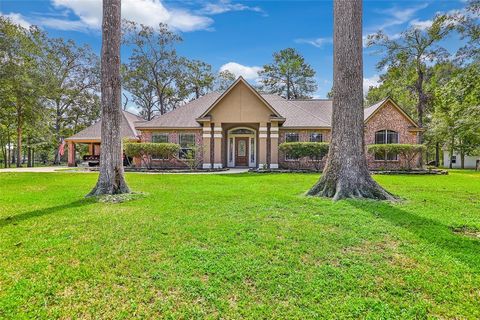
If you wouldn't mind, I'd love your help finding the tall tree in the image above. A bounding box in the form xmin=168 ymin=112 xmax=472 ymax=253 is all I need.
xmin=430 ymin=63 xmax=480 ymax=168
xmin=122 ymin=63 xmax=158 ymax=120
xmin=42 ymin=37 xmax=100 ymax=164
xmin=0 ymin=17 xmax=43 ymax=167
xmin=455 ymin=0 xmax=480 ymax=63
xmin=123 ymin=21 xmax=187 ymax=115
xmin=308 ymin=0 xmax=393 ymax=200
xmin=215 ymin=70 xmax=236 ymax=91
xmin=367 ymin=15 xmax=455 ymax=165
xmin=88 ymin=0 xmax=129 ymax=196
xmin=258 ymin=48 xmax=317 ymax=99
xmin=184 ymin=59 xmax=214 ymax=99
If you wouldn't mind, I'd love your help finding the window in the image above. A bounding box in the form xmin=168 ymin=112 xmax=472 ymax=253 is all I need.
xmin=310 ymin=132 xmax=323 ymax=143
xmin=451 ymin=155 xmax=457 ymax=164
xmin=286 ymin=132 xmax=299 ymax=143
xmin=374 ymin=130 xmax=399 ymax=161
xmin=152 ymin=133 xmax=168 ymax=143
xmin=179 ymin=133 xmax=196 ymax=159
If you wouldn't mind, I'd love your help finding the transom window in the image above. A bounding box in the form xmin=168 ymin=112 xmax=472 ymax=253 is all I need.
xmin=285 ymin=132 xmax=299 ymax=143
xmin=375 ymin=130 xmax=399 ymax=144
xmin=230 ymin=128 xmax=254 ymax=135
xmin=310 ymin=132 xmax=323 ymax=143
xmin=374 ymin=130 xmax=399 ymax=161
xmin=152 ymin=133 xmax=169 ymax=143
xmin=179 ymin=133 xmax=196 ymax=159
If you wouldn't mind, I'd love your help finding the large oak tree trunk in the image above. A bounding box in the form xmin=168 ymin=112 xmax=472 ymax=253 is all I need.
xmin=308 ymin=0 xmax=394 ymax=201
xmin=88 ymin=0 xmax=129 ymax=196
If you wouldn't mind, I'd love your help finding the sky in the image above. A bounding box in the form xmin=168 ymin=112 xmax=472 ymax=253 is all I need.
xmin=0 ymin=0 xmax=471 ymax=99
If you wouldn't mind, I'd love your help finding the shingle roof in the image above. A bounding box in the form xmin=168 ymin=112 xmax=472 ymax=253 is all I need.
xmin=66 ymin=110 xmax=144 ymax=141
xmin=134 ymin=92 xmax=390 ymax=129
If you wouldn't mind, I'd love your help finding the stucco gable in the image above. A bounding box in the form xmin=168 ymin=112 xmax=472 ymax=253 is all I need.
xmin=198 ymin=77 xmax=283 ymax=123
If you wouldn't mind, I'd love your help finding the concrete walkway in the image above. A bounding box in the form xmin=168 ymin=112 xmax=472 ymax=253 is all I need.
xmin=0 ymin=166 xmax=250 ymax=174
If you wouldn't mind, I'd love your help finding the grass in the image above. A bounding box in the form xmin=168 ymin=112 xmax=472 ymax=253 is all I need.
xmin=0 ymin=170 xmax=479 ymax=319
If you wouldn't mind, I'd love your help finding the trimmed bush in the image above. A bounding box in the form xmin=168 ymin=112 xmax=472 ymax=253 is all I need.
xmin=367 ymin=144 xmax=426 ymax=169
xmin=124 ymin=142 xmax=180 ymax=169
xmin=279 ymin=142 xmax=329 ymax=170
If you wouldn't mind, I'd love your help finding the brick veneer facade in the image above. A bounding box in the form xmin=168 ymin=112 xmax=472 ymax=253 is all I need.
xmin=278 ymin=101 xmax=419 ymax=170
xmin=133 ymin=101 xmax=419 ymax=170
xmin=134 ymin=130 xmax=203 ymax=168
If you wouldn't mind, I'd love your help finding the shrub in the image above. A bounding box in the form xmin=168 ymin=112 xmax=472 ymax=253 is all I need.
xmin=124 ymin=142 xmax=180 ymax=169
xmin=367 ymin=144 xmax=426 ymax=169
xmin=279 ymin=142 xmax=329 ymax=170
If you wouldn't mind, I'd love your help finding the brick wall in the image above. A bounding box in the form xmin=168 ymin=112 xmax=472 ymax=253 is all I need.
xmin=278 ymin=102 xmax=420 ymax=170
xmin=364 ymin=101 xmax=419 ymax=170
xmin=134 ymin=129 xmax=203 ymax=168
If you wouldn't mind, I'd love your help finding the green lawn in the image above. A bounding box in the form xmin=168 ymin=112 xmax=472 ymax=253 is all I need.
xmin=0 ymin=171 xmax=479 ymax=319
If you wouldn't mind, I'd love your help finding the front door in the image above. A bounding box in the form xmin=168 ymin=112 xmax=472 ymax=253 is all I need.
xmin=235 ymin=137 xmax=249 ymax=167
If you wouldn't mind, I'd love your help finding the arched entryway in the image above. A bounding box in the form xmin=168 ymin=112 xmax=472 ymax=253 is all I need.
xmin=227 ymin=127 xmax=256 ymax=168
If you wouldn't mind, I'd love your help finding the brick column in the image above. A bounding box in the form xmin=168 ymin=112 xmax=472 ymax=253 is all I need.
xmin=67 ymin=141 xmax=75 ymax=167
xmin=213 ymin=124 xmax=223 ymax=168
xmin=202 ymin=122 xmax=212 ymax=169
xmin=270 ymin=122 xmax=279 ymax=169
xmin=258 ymin=122 xmax=268 ymax=169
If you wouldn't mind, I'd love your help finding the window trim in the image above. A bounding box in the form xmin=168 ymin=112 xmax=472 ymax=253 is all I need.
xmin=374 ymin=129 xmax=399 ymax=161
xmin=178 ymin=133 xmax=196 ymax=160
xmin=309 ymin=132 xmax=323 ymax=143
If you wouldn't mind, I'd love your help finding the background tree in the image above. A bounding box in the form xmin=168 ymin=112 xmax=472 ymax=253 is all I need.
xmin=455 ymin=0 xmax=480 ymax=63
xmin=308 ymin=0 xmax=393 ymax=200
xmin=88 ymin=0 xmax=129 ymax=196
xmin=123 ymin=21 xmax=187 ymax=115
xmin=41 ymin=37 xmax=100 ymax=164
xmin=122 ymin=63 xmax=158 ymax=120
xmin=429 ymin=63 xmax=480 ymax=168
xmin=367 ymin=15 xmax=456 ymax=165
xmin=184 ymin=59 xmax=214 ymax=99
xmin=0 ymin=17 xmax=44 ymax=167
xmin=258 ymin=48 xmax=317 ymax=99
xmin=215 ymin=70 xmax=236 ymax=91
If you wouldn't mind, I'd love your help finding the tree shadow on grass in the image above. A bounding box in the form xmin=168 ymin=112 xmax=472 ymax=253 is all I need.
xmin=0 ymin=199 xmax=95 ymax=229
xmin=348 ymin=200 xmax=480 ymax=270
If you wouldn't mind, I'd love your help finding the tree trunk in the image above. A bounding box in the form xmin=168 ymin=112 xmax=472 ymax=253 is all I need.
xmin=415 ymin=66 xmax=427 ymax=168
xmin=460 ymin=152 xmax=465 ymax=169
xmin=435 ymin=142 xmax=440 ymax=167
xmin=308 ymin=0 xmax=394 ymax=201
xmin=449 ymin=147 xmax=454 ymax=169
xmin=16 ymin=117 xmax=22 ymax=168
xmin=88 ymin=0 xmax=129 ymax=196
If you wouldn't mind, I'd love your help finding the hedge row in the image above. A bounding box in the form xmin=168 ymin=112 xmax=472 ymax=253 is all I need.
xmin=279 ymin=142 xmax=329 ymax=160
xmin=367 ymin=144 xmax=426 ymax=155
xmin=124 ymin=142 xmax=180 ymax=158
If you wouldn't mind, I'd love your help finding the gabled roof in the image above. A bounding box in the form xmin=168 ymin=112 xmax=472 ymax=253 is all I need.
xmin=132 ymin=78 xmax=419 ymax=130
xmin=66 ymin=110 xmax=144 ymax=142
xmin=197 ymin=76 xmax=284 ymax=120
xmin=364 ymin=97 xmax=419 ymax=127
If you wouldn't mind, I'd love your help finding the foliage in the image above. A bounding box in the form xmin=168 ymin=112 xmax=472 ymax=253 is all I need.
xmin=182 ymin=144 xmax=204 ymax=170
xmin=1 ymin=171 xmax=480 ymax=318
xmin=258 ymin=48 xmax=317 ymax=99
xmin=124 ymin=142 xmax=180 ymax=169
xmin=184 ymin=60 xmax=215 ymax=99
xmin=367 ymin=14 xmax=456 ymax=132
xmin=215 ymin=70 xmax=236 ymax=91
xmin=429 ymin=63 xmax=480 ymax=168
xmin=367 ymin=144 xmax=427 ymax=169
xmin=279 ymin=142 xmax=329 ymax=170
xmin=454 ymin=0 xmax=480 ymax=63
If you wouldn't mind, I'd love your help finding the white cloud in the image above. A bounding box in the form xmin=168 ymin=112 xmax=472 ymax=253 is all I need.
xmin=409 ymin=19 xmax=433 ymax=30
xmin=50 ymin=0 xmax=213 ymax=32
xmin=1 ymin=12 xmax=32 ymax=28
xmin=200 ymin=1 xmax=264 ymax=15
xmin=374 ymin=3 xmax=429 ymax=30
xmin=219 ymin=62 xmax=262 ymax=81
xmin=363 ymin=74 xmax=381 ymax=95
xmin=295 ymin=37 xmax=332 ymax=48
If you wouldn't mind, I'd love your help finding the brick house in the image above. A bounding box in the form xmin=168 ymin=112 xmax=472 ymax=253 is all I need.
xmin=67 ymin=77 xmax=423 ymax=170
